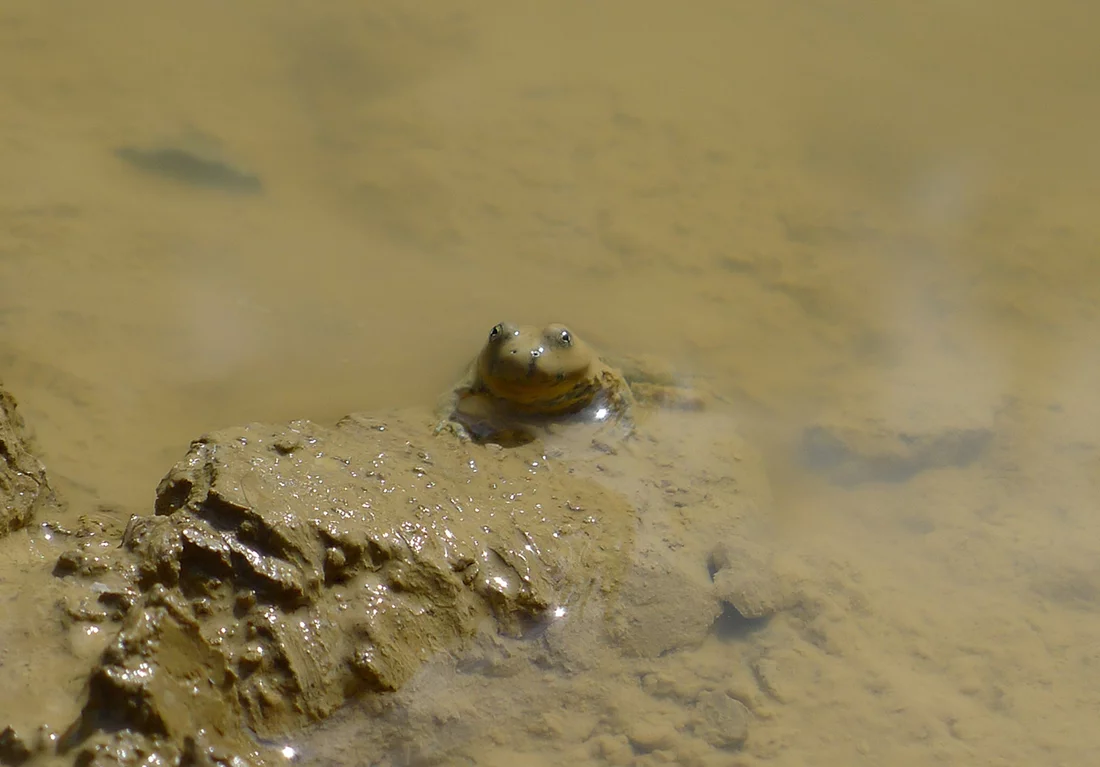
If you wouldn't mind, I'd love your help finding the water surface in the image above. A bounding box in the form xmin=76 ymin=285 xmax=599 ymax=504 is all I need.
xmin=0 ymin=2 xmax=1098 ymax=764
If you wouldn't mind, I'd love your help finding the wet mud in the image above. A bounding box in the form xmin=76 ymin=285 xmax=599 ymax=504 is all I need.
xmin=0 ymin=387 xmax=780 ymax=765
xmin=0 ymin=388 xmax=58 ymax=538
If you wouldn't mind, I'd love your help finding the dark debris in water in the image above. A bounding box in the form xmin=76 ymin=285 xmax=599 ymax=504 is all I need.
xmin=115 ymin=146 xmax=263 ymax=195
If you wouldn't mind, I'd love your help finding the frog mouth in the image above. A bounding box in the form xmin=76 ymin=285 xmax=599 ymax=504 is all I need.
xmin=482 ymin=363 xmax=586 ymax=407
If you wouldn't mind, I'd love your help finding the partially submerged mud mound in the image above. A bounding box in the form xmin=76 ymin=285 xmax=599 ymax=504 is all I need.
xmin=0 ymin=395 xmax=782 ymax=766
xmin=0 ymin=385 xmax=57 ymax=537
xmin=52 ymin=411 xmax=639 ymax=764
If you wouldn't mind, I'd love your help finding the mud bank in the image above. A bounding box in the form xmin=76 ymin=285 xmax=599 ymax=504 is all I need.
xmin=0 ymin=386 xmax=57 ymax=537
xmin=0 ymin=391 xmax=779 ymax=766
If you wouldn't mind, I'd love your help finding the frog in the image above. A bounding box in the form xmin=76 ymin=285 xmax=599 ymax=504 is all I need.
xmin=435 ymin=322 xmax=711 ymax=445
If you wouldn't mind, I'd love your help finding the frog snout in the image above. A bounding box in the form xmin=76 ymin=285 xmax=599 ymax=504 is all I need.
xmin=525 ymin=349 xmax=542 ymax=375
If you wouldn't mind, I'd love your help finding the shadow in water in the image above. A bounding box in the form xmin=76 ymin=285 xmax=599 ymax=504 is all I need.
xmin=713 ymin=603 xmax=770 ymax=641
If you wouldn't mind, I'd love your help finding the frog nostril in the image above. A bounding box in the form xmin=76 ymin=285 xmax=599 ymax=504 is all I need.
xmin=530 ymin=349 xmax=541 ymax=358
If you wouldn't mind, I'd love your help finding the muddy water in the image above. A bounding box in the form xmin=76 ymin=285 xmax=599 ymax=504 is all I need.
xmin=1 ymin=1 xmax=1099 ymax=765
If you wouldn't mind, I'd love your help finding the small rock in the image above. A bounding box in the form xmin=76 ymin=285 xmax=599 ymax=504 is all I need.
xmin=709 ymin=539 xmax=785 ymax=620
xmin=692 ymin=691 xmax=751 ymax=749
xmin=627 ymin=719 xmax=680 ymax=753
xmin=607 ymin=547 xmax=721 ymax=657
xmin=751 ymin=657 xmax=791 ymax=703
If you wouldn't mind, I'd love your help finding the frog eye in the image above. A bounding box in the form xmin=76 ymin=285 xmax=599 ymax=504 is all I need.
xmin=489 ymin=324 xmax=504 ymax=341
xmin=558 ymin=329 xmax=572 ymax=346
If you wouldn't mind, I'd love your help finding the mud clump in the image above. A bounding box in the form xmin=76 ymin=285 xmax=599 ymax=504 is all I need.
xmin=63 ymin=589 xmax=250 ymax=766
xmin=0 ymin=385 xmax=57 ymax=538
xmin=54 ymin=410 xmax=637 ymax=764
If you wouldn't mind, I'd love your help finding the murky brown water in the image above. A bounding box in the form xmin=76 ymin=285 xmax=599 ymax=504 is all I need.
xmin=1 ymin=1 xmax=1099 ymax=765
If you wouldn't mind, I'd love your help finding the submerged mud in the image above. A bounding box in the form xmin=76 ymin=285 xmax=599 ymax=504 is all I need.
xmin=0 ymin=398 xmax=779 ymax=765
